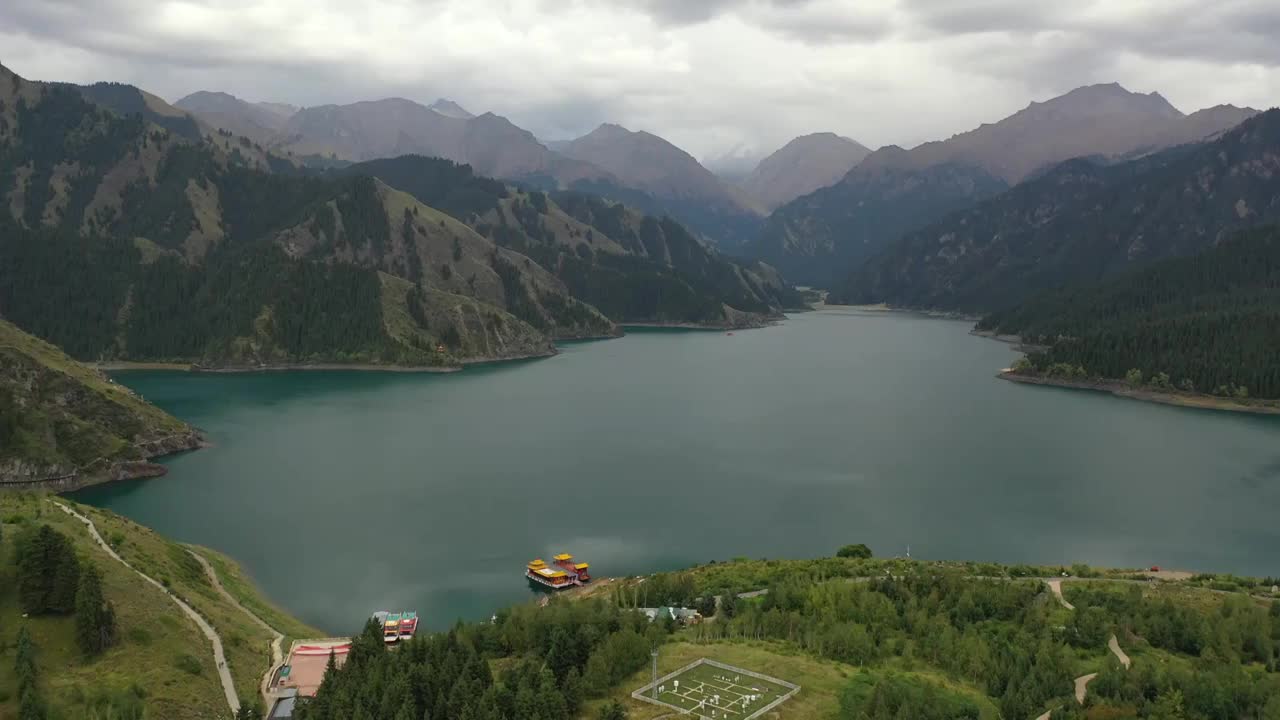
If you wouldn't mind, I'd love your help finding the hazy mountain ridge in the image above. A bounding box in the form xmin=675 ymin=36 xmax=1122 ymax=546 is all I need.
xmin=743 ymin=83 xmax=1261 ymax=288
xmin=744 ymin=160 xmax=1008 ymax=287
xmin=839 ymin=109 xmax=1280 ymax=312
xmin=739 ymin=132 xmax=872 ymax=211
xmin=174 ymin=90 xmax=296 ymax=143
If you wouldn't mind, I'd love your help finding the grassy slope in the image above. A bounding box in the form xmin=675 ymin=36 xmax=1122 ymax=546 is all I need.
xmin=0 ymin=495 xmax=223 ymax=719
xmin=0 ymin=318 xmax=188 ymax=437
xmin=0 ymin=495 xmax=318 ymax=718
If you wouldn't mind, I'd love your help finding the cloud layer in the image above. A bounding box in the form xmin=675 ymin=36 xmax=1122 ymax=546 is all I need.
xmin=2 ymin=0 xmax=1277 ymax=166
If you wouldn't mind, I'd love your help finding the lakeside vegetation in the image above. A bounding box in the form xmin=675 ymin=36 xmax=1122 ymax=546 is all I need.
xmin=985 ymin=226 xmax=1280 ymax=401
xmin=6 ymin=488 xmax=1280 ymax=720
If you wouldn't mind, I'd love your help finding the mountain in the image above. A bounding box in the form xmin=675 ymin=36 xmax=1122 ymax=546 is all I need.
xmin=0 ymin=317 xmax=201 ymax=485
xmin=861 ymin=83 xmax=1258 ymax=185
xmin=339 ymin=156 xmax=803 ymax=327
xmin=427 ymin=99 xmax=473 ymax=119
xmin=738 ymin=133 xmax=872 ymax=211
xmin=558 ymin=123 xmax=765 ymax=247
xmin=982 ymin=226 xmax=1280 ymax=400
xmin=174 ymin=90 xmax=297 ymax=143
xmin=0 ymin=63 xmax=611 ymax=368
xmin=744 ymin=84 xmax=1259 ymax=288
xmin=272 ymin=98 xmax=608 ymax=185
xmin=840 ymin=109 xmax=1280 ymax=312
xmin=744 ymin=158 xmax=1008 ymax=287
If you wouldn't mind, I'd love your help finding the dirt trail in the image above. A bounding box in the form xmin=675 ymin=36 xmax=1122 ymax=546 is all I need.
xmin=1035 ymin=583 xmax=1131 ymax=718
xmin=1109 ymin=634 xmax=1131 ymax=669
xmin=188 ymin=549 xmax=286 ymax=712
xmin=1047 ymin=579 xmax=1075 ymax=610
xmin=52 ymin=501 xmax=240 ymax=714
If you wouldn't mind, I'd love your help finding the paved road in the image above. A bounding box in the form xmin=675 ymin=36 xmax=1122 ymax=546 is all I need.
xmin=52 ymin=501 xmax=240 ymax=715
xmin=189 ymin=549 xmax=286 ymax=713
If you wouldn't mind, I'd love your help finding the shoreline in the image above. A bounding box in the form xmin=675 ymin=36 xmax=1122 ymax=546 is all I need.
xmin=998 ymin=372 xmax=1280 ymax=416
xmin=92 ymin=350 xmax=564 ymax=374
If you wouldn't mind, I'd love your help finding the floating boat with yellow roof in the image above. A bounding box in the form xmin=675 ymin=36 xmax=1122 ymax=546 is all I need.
xmin=526 ymin=553 xmax=591 ymax=590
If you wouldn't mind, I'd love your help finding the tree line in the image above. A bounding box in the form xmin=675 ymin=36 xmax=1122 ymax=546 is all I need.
xmin=985 ymin=226 xmax=1280 ymax=398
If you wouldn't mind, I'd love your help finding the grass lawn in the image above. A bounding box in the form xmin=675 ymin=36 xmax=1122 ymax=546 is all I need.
xmin=637 ymin=659 xmax=795 ymax=719
xmin=75 ymin=501 xmax=279 ymax=705
xmin=580 ymin=638 xmax=1000 ymax=720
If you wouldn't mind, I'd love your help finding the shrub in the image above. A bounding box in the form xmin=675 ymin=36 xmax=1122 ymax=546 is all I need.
xmin=174 ymin=653 xmax=203 ymax=675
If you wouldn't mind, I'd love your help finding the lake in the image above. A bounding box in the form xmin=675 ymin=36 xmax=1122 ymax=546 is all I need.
xmin=74 ymin=309 xmax=1280 ymax=633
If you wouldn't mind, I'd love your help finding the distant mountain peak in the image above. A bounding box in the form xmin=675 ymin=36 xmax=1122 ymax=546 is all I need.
xmin=738 ymin=132 xmax=872 ymax=211
xmin=428 ymin=99 xmax=473 ymax=119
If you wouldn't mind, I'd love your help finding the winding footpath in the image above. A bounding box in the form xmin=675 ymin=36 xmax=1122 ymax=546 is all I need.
xmin=1038 ymin=578 xmax=1131 ymax=719
xmin=188 ymin=549 xmax=286 ymax=713
xmin=51 ymin=501 xmax=241 ymax=715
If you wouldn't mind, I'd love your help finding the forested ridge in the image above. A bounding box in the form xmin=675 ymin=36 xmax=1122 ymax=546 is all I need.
xmin=841 ymin=109 xmax=1280 ymax=312
xmin=743 ymin=159 xmax=1008 ymax=288
xmin=982 ymin=226 xmax=1280 ymax=399
xmin=0 ymin=65 xmax=604 ymax=365
xmin=340 ymin=155 xmax=802 ymax=326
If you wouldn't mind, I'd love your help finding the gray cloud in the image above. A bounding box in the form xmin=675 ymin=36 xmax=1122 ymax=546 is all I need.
xmin=1 ymin=0 xmax=1277 ymax=162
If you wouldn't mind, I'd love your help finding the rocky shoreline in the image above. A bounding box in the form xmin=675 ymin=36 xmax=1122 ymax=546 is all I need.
xmin=1 ymin=430 xmax=207 ymax=493
xmin=998 ymin=371 xmax=1280 ymax=415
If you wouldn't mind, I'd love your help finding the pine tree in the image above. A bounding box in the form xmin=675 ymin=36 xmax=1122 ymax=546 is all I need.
xmin=75 ymin=563 xmax=117 ymax=656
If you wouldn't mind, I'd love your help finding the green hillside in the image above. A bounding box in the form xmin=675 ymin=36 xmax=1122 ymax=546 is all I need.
xmin=841 ymin=109 xmax=1280 ymax=312
xmin=981 ymin=226 xmax=1280 ymax=399
xmin=0 ymin=64 xmax=606 ymax=367
xmin=0 ymin=494 xmax=321 ymax=719
xmin=340 ymin=155 xmax=802 ymax=327
xmin=0 ymin=318 xmax=199 ymax=485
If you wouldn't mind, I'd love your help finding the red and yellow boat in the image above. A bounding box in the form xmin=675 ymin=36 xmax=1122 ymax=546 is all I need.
xmin=526 ymin=553 xmax=591 ymax=590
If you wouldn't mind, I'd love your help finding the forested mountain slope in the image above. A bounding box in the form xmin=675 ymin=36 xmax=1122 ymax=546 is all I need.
xmin=342 ymin=156 xmax=802 ymax=327
xmin=0 ymin=63 xmax=611 ymax=367
xmin=841 ymin=109 xmax=1280 ymax=312
xmin=744 ymin=159 xmax=1008 ymax=287
xmin=0 ymin=319 xmax=200 ymax=485
xmin=983 ymin=226 xmax=1280 ymax=399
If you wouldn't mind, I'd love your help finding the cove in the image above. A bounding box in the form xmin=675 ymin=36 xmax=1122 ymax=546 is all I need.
xmin=73 ymin=309 xmax=1280 ymax=634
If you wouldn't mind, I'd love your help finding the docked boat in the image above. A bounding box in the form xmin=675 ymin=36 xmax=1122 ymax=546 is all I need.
xmin=398 ymin=611 xmax=418 ymax=640
xmin=383 ymin=613 xmax=402 ymax=643
xmin=526 ymin=553 xmax=591 ymax=590
xmin=377 ymin=611 xmax=418 ymax=643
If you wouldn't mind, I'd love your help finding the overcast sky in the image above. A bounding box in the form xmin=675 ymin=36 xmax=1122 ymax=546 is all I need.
xmin=3 ymin=0 xmax=1278 ymax=168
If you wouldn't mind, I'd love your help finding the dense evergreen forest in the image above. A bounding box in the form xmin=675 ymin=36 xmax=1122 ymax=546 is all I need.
xmin=842 ymin=109 xmax=1280 ymax=312
xmin=297 ymin=600 xmax=667 ymax=720
xmin=982 ymin=226 xmax=1280 ymax=399
xmin=292 ymin=553 xmax=1280 ymax=720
